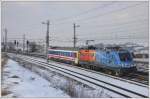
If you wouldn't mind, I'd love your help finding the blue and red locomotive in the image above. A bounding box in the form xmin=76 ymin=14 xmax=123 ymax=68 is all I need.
xmin=48 ymin=46 xmax=136 ymax=76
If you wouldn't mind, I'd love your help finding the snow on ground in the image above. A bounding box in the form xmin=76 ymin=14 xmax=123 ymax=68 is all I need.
xmin=7 ymin=53 xmax=149 ymax=97
xmin=18 ymin=54 xmax=148 ymax=97
xmin=2 ymin=59 xmax=70 ymax=98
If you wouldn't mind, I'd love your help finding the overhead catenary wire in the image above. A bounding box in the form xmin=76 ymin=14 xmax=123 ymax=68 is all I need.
xmin=55 ymin=2 xmax=146 ymax=26
xmin=54 ymin=16 xmax=147 ymax=33
xmin=55 ymin=1 xmax=116 ymax=23
xmin=75 ymin=2 xmax=146 ymax=23
xmin=78 ymin=24 xmax=148 ymax=36
xmin=79 ymin=21 xmax=148 ymax=36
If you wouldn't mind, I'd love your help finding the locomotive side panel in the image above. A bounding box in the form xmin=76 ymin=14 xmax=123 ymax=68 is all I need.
xmin=78 ymin=50 xmax=96 ymax=65
xmin=95 ymin=50 xmax=122 ymax=71
xmin=95 ymin=50 xmax=136 ymax=74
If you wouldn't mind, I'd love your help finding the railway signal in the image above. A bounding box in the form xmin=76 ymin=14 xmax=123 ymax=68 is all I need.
xmin=23 ymin=34 xmax=25 ymax=53
xmin=14 ymin=40 xmax=19 ymax=54
xmin=26 ymin=40 xmax=29 ymax=54
xmin=14 ymin=40 xmax=17 ymax=45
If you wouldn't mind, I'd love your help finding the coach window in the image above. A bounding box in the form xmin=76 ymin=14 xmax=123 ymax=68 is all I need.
xmin=70 ymin=52 xmax=72 ymax=57
xmin=67 ymin=52 xmax=68 ymax=56
xmin=72 ymin=53 xmax=74 ymax=57
xmin=73 ymin=53 xmax=74 ymax=57
xmin=70 ymin=53 xmax=72 ymax=57
xmin=63 ymin=52 xmax=65 ymax=56
xmin=68 ymin=52 xmax=71 ymax=57
xmin=68 ymin=52 xmax=70 ymax=57
xmin=66 ymin=52 xmax=68 ymax=56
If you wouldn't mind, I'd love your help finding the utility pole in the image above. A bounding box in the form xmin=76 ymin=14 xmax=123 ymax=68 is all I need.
xmin=42 ymin=20 xmax=50 ymax=62
xmin=73 ymin=23 xmax=80 ymax=48
xmin=23 ymin=34 xmax=25 ymax=53
xmin=2 ymin=33 xmax=5 ymax=49
xmin=4 ymin=28 xmax=7 ymax=52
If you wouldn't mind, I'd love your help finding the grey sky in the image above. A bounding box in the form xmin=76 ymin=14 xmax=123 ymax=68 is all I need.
xmin=2 ymin=1 xmax=149 ymax=47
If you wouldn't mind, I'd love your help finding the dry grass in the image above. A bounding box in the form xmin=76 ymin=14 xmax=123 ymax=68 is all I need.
xmin=1 ymin=53 xmax=8 ymax=68
xmin=1 ymin=89 xmax=12 ymax=96
xmin=1 ymin=53 xmax=8 ymax=82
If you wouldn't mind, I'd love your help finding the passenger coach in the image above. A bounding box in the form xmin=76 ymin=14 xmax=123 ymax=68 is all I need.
xmin=48 ymin=49 xmax=79 ymax=64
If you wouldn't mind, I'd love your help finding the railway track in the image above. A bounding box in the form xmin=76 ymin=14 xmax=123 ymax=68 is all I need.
xmin=8 ymin=53 xmax=149 ymax=98
xmin=50 ymin=60 xmax=149 ymax=85
xmin=22 ymin=53 xmax=149 ymax=85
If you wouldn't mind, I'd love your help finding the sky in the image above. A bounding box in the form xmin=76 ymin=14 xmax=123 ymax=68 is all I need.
xmin=1 ymin=1 xmax=149 ymax=47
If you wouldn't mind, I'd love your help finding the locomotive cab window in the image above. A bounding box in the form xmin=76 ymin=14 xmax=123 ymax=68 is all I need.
xmin=119 ymin=52 xmax=132 ymax=62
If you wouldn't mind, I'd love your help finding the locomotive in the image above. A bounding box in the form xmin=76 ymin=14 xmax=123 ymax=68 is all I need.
xmin=48 ymin=46 xmax=136 ymax=76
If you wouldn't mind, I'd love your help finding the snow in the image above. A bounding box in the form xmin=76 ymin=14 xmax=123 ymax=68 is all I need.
xmin=7 ymin=53 xmax=149 ymax=97
xmin=2 ymin=59 xmax=70 ymax=98
xmin=134 ymin=58 xmax=149 ymax=63
xmin=19 ymin=54 xmax=149 ymax=97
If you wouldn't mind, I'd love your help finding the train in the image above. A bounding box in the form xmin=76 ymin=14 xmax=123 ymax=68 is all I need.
xmin=48 ymin=46 xmax=137 ymax=76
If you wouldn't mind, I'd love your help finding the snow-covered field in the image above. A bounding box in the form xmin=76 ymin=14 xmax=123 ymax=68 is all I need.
xmin=1 ymin=59 xmax=70 ymax=98
xmin=7 ymin=54 xmax=112 ymax=98
xmin=7 ymin=53 xmax=149 ymax=98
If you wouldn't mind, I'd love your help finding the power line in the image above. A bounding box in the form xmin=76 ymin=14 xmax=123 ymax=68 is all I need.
xmin=80 ymin=17 xmax=148 ymax=29
xmin=55 ymin=1 xmax=116 ymax=23
xmin=75 ymin=2 xmax=146 ymax=23
xmin=52 ymin=14 xmax=147 ymax=34
xmin=56 ymin=2 xmax=146 ymax=26
xmin=78 ymin=28 xmax=148 ymax=40
xmin=79 ymin=20 xmax=148 ymax=35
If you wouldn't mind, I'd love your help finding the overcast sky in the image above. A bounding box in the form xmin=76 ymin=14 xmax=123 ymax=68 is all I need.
xmin=2 ymin=1 xmax=149 ymax=47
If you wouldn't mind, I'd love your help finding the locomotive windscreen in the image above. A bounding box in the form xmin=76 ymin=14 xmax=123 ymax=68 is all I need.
xmin=119 ymin=52 xmax=132 ymax=62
